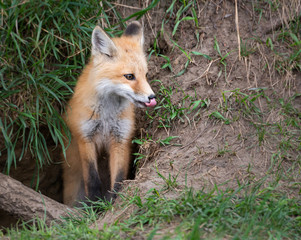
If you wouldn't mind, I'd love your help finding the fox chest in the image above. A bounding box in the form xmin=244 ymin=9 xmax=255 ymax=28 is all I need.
xmin=80 ymin=97 xmax=134 ymax=142
xmin=80 ymin=94 xmax=134 ymax=142
xmin=81 ymin=115 xmax=133 ymax=142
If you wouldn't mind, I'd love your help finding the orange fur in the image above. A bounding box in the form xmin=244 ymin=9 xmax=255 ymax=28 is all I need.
xmin=62 ymin=22 xmax=155 ymax=206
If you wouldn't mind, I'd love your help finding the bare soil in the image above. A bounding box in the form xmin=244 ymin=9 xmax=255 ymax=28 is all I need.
xmin=127 ymin=0 xmax=300 ymax=196
xmin=96 ymin=0 xmax=301 ymax=229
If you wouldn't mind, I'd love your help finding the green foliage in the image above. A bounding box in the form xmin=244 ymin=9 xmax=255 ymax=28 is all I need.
xmin=1 ymin=1 xmax=301 ymax=239
xmin=218 ymin=88 xmax=300 ymax=164
xmin=214 ymin=36 xmax=234 ymax=81
xmin=146 ymin=80 xmax=208 ymax=129
xmin=156 ymin=168 xmax=179 ymax=190
xmin=148 ymin=0 xmax=208 ymax=76
xmin=5 ymin=183 xmax=301 ymax=239
xmin=217 ymin=142 xmax=233 ymax=156
xmin=270 ymin=13 xmax=301 ymax=73
xmin=0 ymin=0 xmax=159 ymax=175
xmin=209 ymin=111 xmax=230 ymax=125
xmin=163 ymin=0 xmax=199 ymax=37
xmin=221 ymin=88 xmax=267 ymax=119
xmin=115 ymin=183 xmax=301 ymax=239
xmin=240 ymin=39 xmax=256 ymax=57
xmin=0 ymin=0 xmax=97 ymax=174
xmin=132 ymin=134 xmax=179 ymax=166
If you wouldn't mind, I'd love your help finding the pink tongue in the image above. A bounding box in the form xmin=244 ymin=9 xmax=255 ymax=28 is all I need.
xmin=145 ymin=98 xmax=157 ymax=107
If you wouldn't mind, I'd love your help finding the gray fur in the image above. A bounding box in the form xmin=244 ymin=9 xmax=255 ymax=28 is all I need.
xmin=92 ymin=26 xmax=117 ymax=57
xmin=95 ymin=79 xmax=150 ymax=107
xmin=81 ymin=80 xmax=135 ymax=142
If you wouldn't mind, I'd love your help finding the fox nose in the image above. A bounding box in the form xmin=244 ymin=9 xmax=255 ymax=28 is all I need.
xmin=145 ymin=94 xmax=157 ymax=107
xmin=148 ymin=94 xmax=156 ymax=100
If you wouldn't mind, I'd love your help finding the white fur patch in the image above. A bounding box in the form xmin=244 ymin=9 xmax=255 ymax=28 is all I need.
xmin=95 ymin=79 xmax=150 ymax=106
xmin=80 ymin=80 xmax=136 ymax=143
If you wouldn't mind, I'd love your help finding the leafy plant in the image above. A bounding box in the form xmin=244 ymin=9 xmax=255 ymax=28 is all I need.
xmin=146 ymin=80 xmax=208 ymax=129
xmin=214 ymin=36 xmax=234 ymax=81
xmin=6 ymin=183 xmax=301 ymax=239
xmin=0 ymin=0 xmax=160 ymax=177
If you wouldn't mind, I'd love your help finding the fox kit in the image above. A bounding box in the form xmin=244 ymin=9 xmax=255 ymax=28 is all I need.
xmin=63 ymin=22 xmax=156 ymax=206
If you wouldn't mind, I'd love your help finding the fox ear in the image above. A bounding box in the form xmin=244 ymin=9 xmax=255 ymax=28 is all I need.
xmin=123 ymin=21 xmax=144 ymax=46
xmin=92 ymin=26 xmax=117 ymax=57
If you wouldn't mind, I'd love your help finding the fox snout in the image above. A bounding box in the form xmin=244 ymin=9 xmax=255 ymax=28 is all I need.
xmin=145 ymin=94 xmax=156 ymax=107
xmin=134 ymin=80 xmax=156 ymax=108
xmin=132 ymin=91 xmax=156 ymax=108
xmin=134 ymin=87 xmax=157 ymax=108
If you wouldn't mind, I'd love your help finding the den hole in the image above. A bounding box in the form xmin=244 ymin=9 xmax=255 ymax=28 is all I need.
xmin=0 ymin=116 xmax=146 ymax=232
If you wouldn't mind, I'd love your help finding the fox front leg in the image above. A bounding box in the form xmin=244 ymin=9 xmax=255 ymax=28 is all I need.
xmin=77 ymin=140 xmax=104 ymax=204
xmin=109 ymin=138 xmax=132 ymax=199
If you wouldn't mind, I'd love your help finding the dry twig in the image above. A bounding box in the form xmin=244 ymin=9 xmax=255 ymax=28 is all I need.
xmin=235 ymin=0 xmax=241 ymax=61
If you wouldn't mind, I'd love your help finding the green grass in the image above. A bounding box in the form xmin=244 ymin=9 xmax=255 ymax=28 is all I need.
xmin=132 ymin=134 xmax=179 ymax=167
xmin=219 ymin=88 xmax=300 ymax=147
xmin=0 ymin=0 xmax=159 ymax=177
xmin=212 ymin=88 xmax=301 ymax=186
xmin=1 ymin=0 xmax=99 ymax=175
xmin=149 ymin=0 xmax=208 ymax=76
xmin=1 ymin=0 xmax=301 ymax=239
xmin=4 ymin=182 xmax=301 ymax=239
xmin=240 ymin=39 xmax=256 ymax=57
xmin=145 ymin=80 xmax=208 ymax=129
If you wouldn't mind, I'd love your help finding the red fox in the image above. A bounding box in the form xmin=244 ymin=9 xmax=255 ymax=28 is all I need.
xmin=63 ymin=21 xmax=156 ymax=206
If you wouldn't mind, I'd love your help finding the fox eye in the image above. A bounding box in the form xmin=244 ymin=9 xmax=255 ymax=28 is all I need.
xmin=124 ymin=74 xmax=135 ymax=81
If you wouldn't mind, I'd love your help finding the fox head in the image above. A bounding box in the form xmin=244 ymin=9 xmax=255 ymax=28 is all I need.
xmin=90 ymin=21 xmax=156 ymax=108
